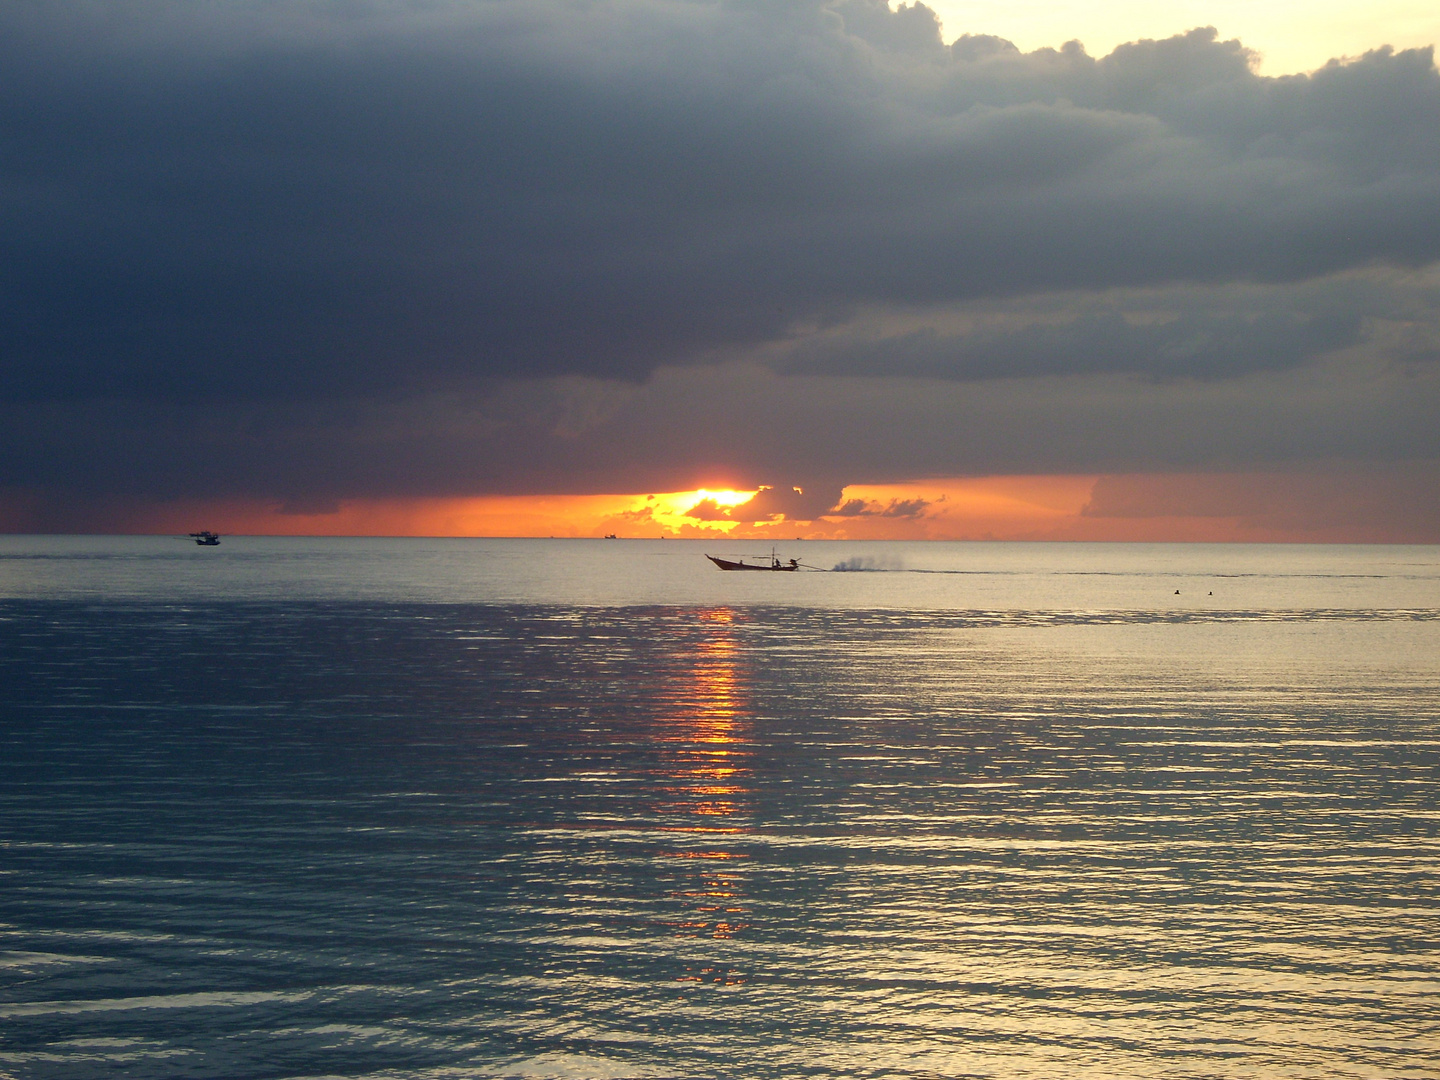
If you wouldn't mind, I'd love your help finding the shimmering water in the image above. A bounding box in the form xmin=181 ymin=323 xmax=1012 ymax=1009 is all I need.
xmin=2 ymin=538 xmax=1438 ymax=1078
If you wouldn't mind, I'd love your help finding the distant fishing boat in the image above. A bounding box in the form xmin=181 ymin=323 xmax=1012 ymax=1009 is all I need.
xmin=706 ymin=549 xmax=799 ymax=571
xmin=188 ymin=531 xmax=221 ymax=546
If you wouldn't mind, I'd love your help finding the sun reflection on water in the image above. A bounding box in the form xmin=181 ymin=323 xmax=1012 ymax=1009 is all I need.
xmin=651 ymin=607 xmax=753 ymax=943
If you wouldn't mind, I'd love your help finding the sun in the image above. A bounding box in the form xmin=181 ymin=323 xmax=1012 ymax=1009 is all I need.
xmin=646 ymin=489 xmax=756 ymax=516
xmin=642 ymin=489 xmax=758 ymax=534
xmin=688 ymin=489 xmax=753 ymax=509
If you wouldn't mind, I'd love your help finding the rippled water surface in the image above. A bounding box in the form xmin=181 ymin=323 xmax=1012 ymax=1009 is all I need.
xmin=2 ymin=539 xmax=1438 ymax=1078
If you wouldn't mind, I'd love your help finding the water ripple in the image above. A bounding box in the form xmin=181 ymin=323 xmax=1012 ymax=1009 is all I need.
xmin=1 ymin=599 xmax=1437 ymax=1078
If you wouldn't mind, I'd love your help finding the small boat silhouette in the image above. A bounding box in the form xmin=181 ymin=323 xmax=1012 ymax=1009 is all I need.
xmin=188 ymin=531 xmax=221 ymax=546
xmin=706 ymin=549 xmax=799 ymax=571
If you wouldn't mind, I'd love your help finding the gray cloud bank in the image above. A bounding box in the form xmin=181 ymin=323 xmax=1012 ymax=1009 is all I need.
xmin=4 ymin=0 xmax=1439 ymax=396
xmin=1 ymin=0 xmax=1439 ymax=519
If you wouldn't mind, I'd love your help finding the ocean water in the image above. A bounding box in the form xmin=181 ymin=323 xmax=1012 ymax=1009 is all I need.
xmin=1 ymin=537 xmax=1438 ymax=1079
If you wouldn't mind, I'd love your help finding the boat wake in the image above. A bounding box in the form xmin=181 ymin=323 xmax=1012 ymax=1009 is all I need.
xmin=830 ymin=560 xmax=995 ymax=574
xmin=831 ymin=557 xmax=902 ymax=572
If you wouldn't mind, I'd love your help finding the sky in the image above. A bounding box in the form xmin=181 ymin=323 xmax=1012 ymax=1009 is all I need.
xmin=2 ymin=0 xmax=1438 ymax=541
xmin=925 ymin=1 xmax=1440 ymax=77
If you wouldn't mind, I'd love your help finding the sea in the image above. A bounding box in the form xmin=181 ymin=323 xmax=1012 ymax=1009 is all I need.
xmin=2 ymin=536 xmax=1438 ymax=1079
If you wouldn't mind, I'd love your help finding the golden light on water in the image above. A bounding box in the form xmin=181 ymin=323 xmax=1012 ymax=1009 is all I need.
xmin=659 ymin=607 xmax=749 ymax=817
xmin=653 ymin=607 xmax=753 ymax=942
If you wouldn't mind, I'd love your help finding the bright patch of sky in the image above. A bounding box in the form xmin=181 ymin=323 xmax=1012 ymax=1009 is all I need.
xmin=926 ymin=0 xmax=1439 ymax=74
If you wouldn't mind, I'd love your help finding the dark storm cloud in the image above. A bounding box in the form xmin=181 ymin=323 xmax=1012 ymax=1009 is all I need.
xmin=779 ymin=308 xmax=1364 ymax=380
xmin=758 ymin=257 xmax=1440 ymax=379
xmin=3 ymin=0 xmax=1440 ymax=406
xmin=10 ymin=344 xmax=1437 ymax=508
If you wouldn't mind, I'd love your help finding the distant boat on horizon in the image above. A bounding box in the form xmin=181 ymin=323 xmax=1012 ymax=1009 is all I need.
xmin=188 ymin=531 xmax=221 ymax=546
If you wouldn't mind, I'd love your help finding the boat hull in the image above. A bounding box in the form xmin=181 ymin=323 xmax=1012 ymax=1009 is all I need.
xmin=706 ymin=555 xmax=798 ymax=571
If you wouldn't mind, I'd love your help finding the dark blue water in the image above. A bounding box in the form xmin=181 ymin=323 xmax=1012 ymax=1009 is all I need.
xmin=2 ymin=542 xmax=1439 ymax=1078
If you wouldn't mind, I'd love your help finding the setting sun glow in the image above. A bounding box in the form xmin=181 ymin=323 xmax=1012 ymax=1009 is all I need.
xmin=41 ymin=470 xmax=1432 ymax=544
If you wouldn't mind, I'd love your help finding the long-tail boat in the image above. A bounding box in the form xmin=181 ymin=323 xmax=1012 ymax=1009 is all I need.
xmin=706 ymin=549 xmax=799 ymax=571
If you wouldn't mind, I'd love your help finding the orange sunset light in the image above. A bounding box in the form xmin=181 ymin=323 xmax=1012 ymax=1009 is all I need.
xmin=42 ymin=471 xmax=1431 ymax=542
xmin=87 ymin=477 xmax=1097 ymax=539
xmin=97 ymin=488 xmax=760 ymax=539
